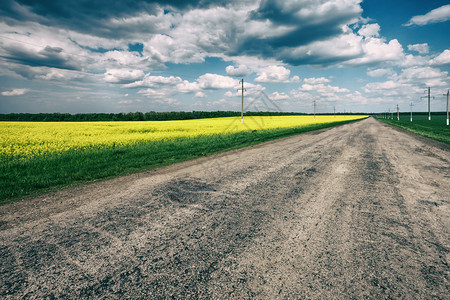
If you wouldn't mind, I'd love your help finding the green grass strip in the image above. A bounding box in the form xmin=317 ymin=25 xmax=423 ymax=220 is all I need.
xmin=375 ymin=115 xmax=450 ymax=145
xmin=1 ymin=118 xmax=365 ymax=204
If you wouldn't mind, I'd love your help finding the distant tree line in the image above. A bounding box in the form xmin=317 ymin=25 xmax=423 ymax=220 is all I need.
xmin=0 ymin=111 xmax=367 ymax=122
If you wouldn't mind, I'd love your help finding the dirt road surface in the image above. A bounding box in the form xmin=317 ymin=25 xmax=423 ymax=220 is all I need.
xmin=1 ymin=117 xmax=449 ymax=299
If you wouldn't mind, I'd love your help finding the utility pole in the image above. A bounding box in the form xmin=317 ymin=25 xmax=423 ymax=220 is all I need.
xmin=397 ymin=104 xmax=399 ymax=121
xmin=447 ymin=90 xmax=449 ymax=126
xmin=427 ymin=87 xmax=431 ymax=120
xmin=238 ymin=79 xmax=244 ymax=123
xmin=313 ymin=99 xmax=316 ymax=120
xmin=444 ymin=90 xmax=449 ymax=126
xmin=410 ymin=102 xmax=413 ymax=122
xmin=333 ymin=106 xmax=336 ymax=118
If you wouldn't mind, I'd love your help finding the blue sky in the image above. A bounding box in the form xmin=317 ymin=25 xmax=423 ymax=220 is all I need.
xmin=0 ymin=0 xmax=449 ymax=114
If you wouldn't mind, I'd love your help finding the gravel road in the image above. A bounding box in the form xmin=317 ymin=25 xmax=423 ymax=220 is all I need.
xmin=1 ymin=117 xmax=449 ymax=299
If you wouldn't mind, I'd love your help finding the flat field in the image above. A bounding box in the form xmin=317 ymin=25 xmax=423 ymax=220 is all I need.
xmin=0 ymin=115 xmax=366 ymax=203
xmin=1 ymin=117 xmax=448 ymax=298
xmin=376 ymin=114 xmax=449 ymax=144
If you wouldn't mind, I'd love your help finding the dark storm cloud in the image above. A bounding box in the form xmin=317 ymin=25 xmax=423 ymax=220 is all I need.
xmin=232 ymin=18 xmax=345 ymax=58
xmin=229 ymin=0 xmax=363 ymax=66
xmin=0 ymin=0 xmax=235 ymax=37
xmin=0 ymin=0 xmax=367 ymax=70
xmin=1 ymin=43 xmax=79 ymax=70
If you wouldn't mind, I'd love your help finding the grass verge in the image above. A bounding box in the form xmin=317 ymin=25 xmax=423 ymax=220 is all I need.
xmin=1 ymin=118 xmax=365 ymax=204
xmin=375 ymin=114 xmax=449 ymax=145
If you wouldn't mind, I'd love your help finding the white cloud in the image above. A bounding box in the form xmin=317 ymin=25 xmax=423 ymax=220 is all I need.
xmin=407 ymin=43 xmax=429 ymax=54
xmin=176 ymin=80 xmax=200 ymax=93
xmin=3 ymin=0 xmax=447 ymax=113
xmin=208 ymin=98 xmax=240 ymax=109
xmin=254 ymin=65 xmax=300 ymax=83
xmin=100 ymin=50 xmax=152 ymax=69
xmin=358 ymin=23 xmax=380 ymax=37
xmin=363 ymin=66 xmax=449 ymax=100
xmin=197 ymin=73 xmax=239 ymax=89
xmin=364 ymin=80 xmax=409 ymax=92
xmin=270 ymin=92 xmax=290 ymax=101
xmin=224 ymin=91 xmax=236 ymax=97
xmin=155 ymin=98 xmax=181 ymax=106
xmin=367 ymin=68 xmax=394 ymax=78
xmin=137 ymin=88 xmax=168 ymax=98
xmin=430 ymin=49 xmax=450 ymax=66
xmin=104 ymin=69 xmax=145 ymax=83
xmin=124 ymin=74 xmax=182 ymax=87
xmin=405 ymin=5 xmax=450 ymax=26
xmin=241 ymin=82 xmax=266 ymax=96
xmin=225 ymin=65 xmax=252 ymax=77
xmin=399 ymin=54 xmax=430 ymax=68
xmin=303 ymin=77 xmax=331 ymax=84
xmin=298 ymin=82 xmax=350 ymax=99
xmin=290 ymin=89 xmax=314 ymax=101
xmin=345 ymin=38 xmax=404 ymax=66
xmin=194 ymin=91 xmax=206 ymax=98
xmin=362 ymin=80 xmax=420 ymax=99
xmin=282 ymin=32 xmax=363 ymax=66
xmin=397 ymin=66 xmax=449 ymax=87
xmin=37 ymin=69 xmax=87 ymax=81
xmin=1 ymin=88 xmax=29 ymax=96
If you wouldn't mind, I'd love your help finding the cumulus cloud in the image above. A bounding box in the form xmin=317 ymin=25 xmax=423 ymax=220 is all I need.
xmin=127 ymin=72 xmax=242 ymax=101
xmin=176 ymin=80 xmax=201 ymax=93
xmin=2 ymin=0 xmax=446 ymax=113
xmin=197 ymin=73 xmax=239 ymax=89
xmin=279 ymin=31 xmax=363 ymax=66
xmin=362 ymin=80 xmax=421 ymax=100
xmin=270 ymin=92 xmax=290 ymax=100
xmin=249 ymin=0 xmax=362 ymax=41
xmin=1 ymin=39 xmax=80 ymax=70
xmin=303 ymin=77 xmax=330 ymax=84
xmin=366 ymin=68 xmax=394 ymax=78
xmin=0 ymin=0 xmax=235 ymax=37
xmin=104 ymin=69 xmax=145 ymax=83
xmin=1 ymin=88 xmax=29 ymax=96
xmin=357 ymin=23 xmax=380 ymax=37
xmin=404 ymin=4 xmax=450 ymax=26
xmin=0 ymin=0 xmax=407 ymax=78
xmin=194 ymin=91 xmax=206 ymax=98
xmin=397 ymin=66 xmax=449 ymax=87
xmin=364 ymin=80 xmax=410 ymax=92
xmin=137 ymin=88 xmax=171 ymax=99
xmin=208 ymin=98 xmax=240 ymax=110
xmin=99 ymin=50 xmax=158 ymax=69
xmin=296 ymin=81 xmax=350 ymax=99
xmin=254 ymin=65 xmax=300 ymax=83
xmin=430 ymin=49 xmax=450 ymax=66
xmin=344 ymin=37 xmax=404 ymax=66
xmin=364 ymin=65 xmax=449 ymax=102
xmin=225 ymin=65 xmax=252 ymax=77
xmin=407 ymin=43 xmax=429 ymax=54
xmin=124 ymin=74 xmax=182 ymax=87
xmin=398 ymin=53 xmax=430 ymax=68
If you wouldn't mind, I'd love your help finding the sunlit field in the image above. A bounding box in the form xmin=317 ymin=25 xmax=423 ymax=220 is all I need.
xmin=1 ymin=115 xmax=365 ymax=160
xmin=1 ymin=115 xmax=367 ymax=203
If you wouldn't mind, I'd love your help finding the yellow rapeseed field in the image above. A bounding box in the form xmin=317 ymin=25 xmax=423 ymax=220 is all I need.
xmin=0 ymin=115 xmax=366 ymax=160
